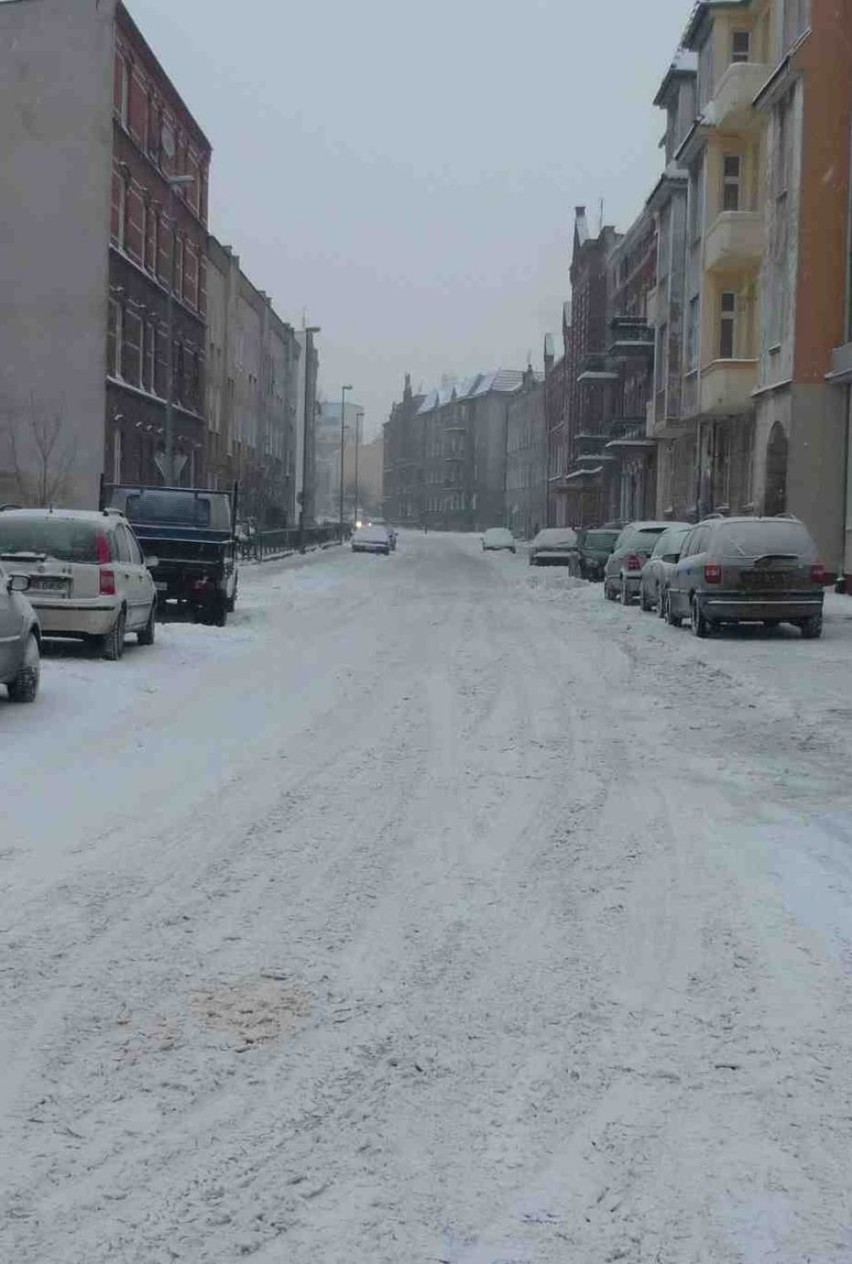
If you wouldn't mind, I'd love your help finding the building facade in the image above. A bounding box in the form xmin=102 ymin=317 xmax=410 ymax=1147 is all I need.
xmin=506 ymin=366 xmax=547 ymax=539
xmin=206 ymin=238 xmax=300 ymax=527
xmin=383 ymin=375 xmax=426 ymax=526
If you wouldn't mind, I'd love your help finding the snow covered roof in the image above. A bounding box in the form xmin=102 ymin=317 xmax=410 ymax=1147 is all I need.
xmin=415 ymin=370 xmax=524 ymax=413
xmin=654 ymin=47 xmax=698 ymax=105
xmin=683 ymin=1 xmax=750 ymax=50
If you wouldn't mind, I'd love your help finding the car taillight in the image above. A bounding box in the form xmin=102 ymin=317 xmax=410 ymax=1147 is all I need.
xmin=626 ymin=553 xmax=643 ymax=571
xmin=96 ymin=532 xmax=112 ymax=564
xmin=811 ymin=563 xmax=826 ymax=586
xmin=99 ymin=568 xmax=116 ymax=596
xmin=704 ymin=563 xmax=722 ymax=584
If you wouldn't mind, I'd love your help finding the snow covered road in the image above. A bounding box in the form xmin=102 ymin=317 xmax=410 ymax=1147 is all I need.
xmin=3 ymin=531 xmax=852 ymax=1263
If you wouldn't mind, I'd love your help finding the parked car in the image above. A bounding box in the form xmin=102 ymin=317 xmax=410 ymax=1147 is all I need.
xmin=666 ymin=515 xmax=825 ymax=638
xmin=352 ymin=525 xmax=391 ymax=555
xmin=0 ymin=508 xmax=157 ymax=659
xmin=367 ymin=517 xmax=397 ymax=550
xmin=603 ymin=521 xmax=672 ymax=604
xmin=109 ymin=485 xmax=238 ymax=626
xmin=482 ymin=528 xmax=516 ymax=553
xmin=638 ymin=523 xmax=691 ymax=613
xmin=577 ymin=527 xmax=620 ymax=581
xmin=0 ymin=563 xmax=40 ymax=702
xmin=528 ymin=527 xmax=580 ymax=570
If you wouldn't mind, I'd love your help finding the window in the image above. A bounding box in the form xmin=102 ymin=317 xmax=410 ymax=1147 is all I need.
xmin=114 ymin=53 xmax=130 ymax=126
xmin=719 ymin=291 xmax=737 ymax=359
xmin=107 ymin=300 xmax=122 ymax=377
xmin=143 ymin=321 xmax=156 ymax=392
xmin=113 ymin=428 xmax=122 ymax=485
xmin=173 ymin=235 xmax=184 ymax=299
xmin=122 ymin=310 xmax=142 ymax=386
xmin=687 ymin=296 xmax=700 ymax=370
xmin=111 ymin=169 xmax=127 ymax=246
xmin=125 ymin=185 xmax=144 ymax=262
xmin=731 ymin=30 xmax=751 ymax=63
xmin=723 ymin=155 xmax=741 ymax=211
xmin=145 ymin=205 xmax=157 ymax=273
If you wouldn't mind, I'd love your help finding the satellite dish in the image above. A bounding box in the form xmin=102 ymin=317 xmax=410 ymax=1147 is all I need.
xmin=161 ymin=123 xmax=175 ymax=160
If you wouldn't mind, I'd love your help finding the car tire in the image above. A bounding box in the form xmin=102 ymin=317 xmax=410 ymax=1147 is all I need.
xmin=619 ymin=578 xmax=633 ymax=606
xmin=225 ymin=584 xmax=237 ymax=614
xmin=800 ymin=613 xmax=823 ymax=639
xmin=7 ymin=632 xmax=40 ymax=703
xmin=137 ymin=601 xmax=156 ymax=646
xmin=658 ymin=589 xmax=669 ymax=620
xmin=666 ymin=595 xmax=683 ymax=628
xmin=102 ymin=608 xmax=127 ymax=661
xmin=639 ymin=585 xmax=652 ymax=612
xmin=691 ymin=595 xmax=710 ymax=638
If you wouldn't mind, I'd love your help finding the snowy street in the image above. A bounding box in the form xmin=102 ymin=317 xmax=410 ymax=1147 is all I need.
xmin=4 ymin=530 xmax=852 ymax=1263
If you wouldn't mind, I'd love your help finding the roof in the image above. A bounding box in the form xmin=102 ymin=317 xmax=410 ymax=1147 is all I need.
xmin=682 ymin=1 xmax=750 ymax=50
xmin=653 ymin=48 xmax=698 ymax=106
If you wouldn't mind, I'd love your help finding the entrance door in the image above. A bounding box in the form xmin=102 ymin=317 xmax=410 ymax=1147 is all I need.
xmin=764 ymin=422 xmax=788 ymax=517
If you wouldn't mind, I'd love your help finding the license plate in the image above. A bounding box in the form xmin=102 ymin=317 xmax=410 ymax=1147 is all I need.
xmin=743 ymin=570 xmax=791 ymax=588
xmin=30 ymin=577 xmax=68 ymax=592
xmin=155 ymin=582 xmax=168 ymax=592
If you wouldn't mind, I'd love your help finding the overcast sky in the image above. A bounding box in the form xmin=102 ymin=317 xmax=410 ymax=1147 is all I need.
xmin=130 ymin=0 xmax=692 ymax=439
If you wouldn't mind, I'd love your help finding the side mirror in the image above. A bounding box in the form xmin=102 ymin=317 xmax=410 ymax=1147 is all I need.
xmin=144 ymin=556 xmax=159 ymax=570
xmin=8 ymin=573 xmax=31 ymax=593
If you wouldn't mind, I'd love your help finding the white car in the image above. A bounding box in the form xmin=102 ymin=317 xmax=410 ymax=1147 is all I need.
xmin=528 ymin=527 xmax=580 ymax=569
xmin=352 ymin=525 xmax=391 ymax=555
xmin=0 ymin=508 xmax=158 ymax=660
xmin=482 ymin=528 xmax=516 ymax=553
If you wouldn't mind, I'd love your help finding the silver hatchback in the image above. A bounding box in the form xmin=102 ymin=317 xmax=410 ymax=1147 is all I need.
xmin=666 ymin=515 xmax=825 ymax=638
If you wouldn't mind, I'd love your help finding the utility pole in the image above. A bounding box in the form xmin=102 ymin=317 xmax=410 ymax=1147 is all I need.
xmin=338 ymin=384 xmax=352 ymax=544
xmin=298 ymin=326 xmax=320 ymax=552
xmin=354 ymin=409 xmax=361 ymax=526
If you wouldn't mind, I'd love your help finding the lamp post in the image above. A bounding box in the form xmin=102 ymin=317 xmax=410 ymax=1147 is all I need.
xmin=163 ymin=173 xmax=195 ymax=486
xmin=339 ymin=384 xmax=352 ymax=543
xmin=298 ymin=326 xmax=320 ymax=552
xmin=354 ymin=408 xmax=361 ymax=527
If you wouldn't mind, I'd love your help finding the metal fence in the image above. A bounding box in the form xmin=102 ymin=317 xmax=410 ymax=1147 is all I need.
xmin=238 ymin=524 xmax=348 ymax=562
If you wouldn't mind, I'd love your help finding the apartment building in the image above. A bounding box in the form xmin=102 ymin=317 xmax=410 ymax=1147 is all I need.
xmin=206 ymin=239 xmax=300 ymax=527
xmin=829 ymin=116 xmax=852 ymax=586
xmin=383 ymin=375 xmax=426 ymax=525
xmin=545 ymin=308 xmax=572 ymax=526
xmin=0 ymin=0 xmax=211 ymax=505
xmin=505 ymin=365 xmax=547 ymax=540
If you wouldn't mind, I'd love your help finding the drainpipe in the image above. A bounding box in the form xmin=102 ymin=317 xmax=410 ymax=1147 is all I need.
xmin=841 ymin=391 xmax=852 ymax=593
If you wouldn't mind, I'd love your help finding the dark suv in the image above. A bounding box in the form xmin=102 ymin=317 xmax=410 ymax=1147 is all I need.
xmin=666 ymin=515 xmax=825 ymax=638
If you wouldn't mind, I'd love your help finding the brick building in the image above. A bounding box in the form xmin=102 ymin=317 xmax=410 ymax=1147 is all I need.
xmin=383 ymin=375 xmax=426 ymax=525
xmin=0 ymin=0 xmax=211 ymax=506
xmin=505 ymin=365 xmax=547 ymax=540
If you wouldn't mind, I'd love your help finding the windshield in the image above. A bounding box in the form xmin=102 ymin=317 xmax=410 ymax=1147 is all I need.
xmin=535 ymin=529 xmax=577 ymax=547
xmin=652 ymin=526 xmax=690 ymax=558
xmin=620 ymin=525 xmax=668 ymax=551
xmin=583 ymin=531 xmax=620 ymax=550
xmin=0 ymin=516 xmax=101 ymax=562
xmin=716 ymin=520 xmax=815 ymax=560
xmin=114 ymin=490 xmax=232 ymax=531
xmin=485 ymin=529 xmax=513 ymax=542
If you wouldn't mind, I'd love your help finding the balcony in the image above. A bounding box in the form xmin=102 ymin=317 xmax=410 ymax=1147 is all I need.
xmin=608 ymin=316 xmax=655 ymax=359
xmin=704 ymin=210 xmax=764 ymax=272
xmin=700 ymin=358 xmax=758 ymax=415
xmin=705 ymin=61 xmax=770 ymax=132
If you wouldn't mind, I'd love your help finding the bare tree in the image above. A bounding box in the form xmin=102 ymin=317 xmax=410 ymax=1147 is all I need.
xmin=1 ymin=395 xmax=77 ymax=507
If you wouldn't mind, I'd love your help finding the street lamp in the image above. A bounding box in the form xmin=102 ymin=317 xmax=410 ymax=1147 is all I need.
xmin=163 ymin=173 xmax=195 ymax=486
xmin=339 ymin=385 xmax=352 ymax=543
xmin=354 ymin=408 xmax=361 ymax=527
xmin=298 ymin=326 xmax=321 ymax=553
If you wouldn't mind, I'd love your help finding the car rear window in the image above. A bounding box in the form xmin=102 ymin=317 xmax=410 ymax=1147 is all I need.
xmin=621 ymin=525 xmax=667 ymax=550
xmin=0 ymin=517 xmax=102 ymax=562
xmin=116 ymin=490 xmax=231 ymax=531
xmin=535 ymin=529 xmax=578 ymax=547
xmin=715 ymin=520 xmax=815 ymax=560
xmin=652 ymin=526 xmax=690 ymax=557
xmin=584 ymin=530 xmax=619 ymax=549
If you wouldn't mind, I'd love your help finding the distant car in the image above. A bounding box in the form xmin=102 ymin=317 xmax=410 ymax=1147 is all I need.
xmin=604 ymin=521 xmax=671 ymax=604
xmin=666 ymin=515 xmax=825 ymax=638
xmin=482 ymin=528 xmax=516 ymax=553
xmin=528 ymin=527 xmax=580 ymax=570
xmin=577 ymin=527 xmax=620 ymax=581
xmin=352 ymin=525 xmax=391 ymax=555
xmin=0 ymin=508 xmax=158 ymax=660
xmin=0 ymin=563 xmax=40 ymax=703
xmin=368 ymin=518 xmax=397 ymax=550
xmin=638 ymin=523 xmax=691 ymax=614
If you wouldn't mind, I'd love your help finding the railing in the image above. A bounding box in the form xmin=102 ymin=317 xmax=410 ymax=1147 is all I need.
xmin=238 ymin=524 xmax=346 ymax=561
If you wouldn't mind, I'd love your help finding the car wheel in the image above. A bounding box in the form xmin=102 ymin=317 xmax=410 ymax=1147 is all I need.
xmin=137 ymin=601 xmax=156 ymax=646
xmin=691 ymin=595 xmax=710 ymax=638
xmin=225 ymin=585 xmax=237 ymax=614
xmin=666 ymin=594 xmax=683 ymax=628
xmin=619 ymin=578 xmax=633 ymax=606
xmin=800 ymin=613 xmax=823 ymax=639
xmin=102 ymin=608 xmax=127 ymax=660
xmin=639 ymin=584 xmax=652 ymax=612
xmin=658 ymin=588 xmax=669 ymax=620
xmin=7 ymin=632 xmax=40 ymax=703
